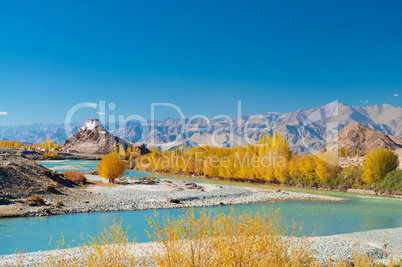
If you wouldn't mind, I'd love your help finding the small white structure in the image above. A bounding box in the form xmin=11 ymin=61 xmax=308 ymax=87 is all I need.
xmin=81 ymin=119 xmax=103 ymax=131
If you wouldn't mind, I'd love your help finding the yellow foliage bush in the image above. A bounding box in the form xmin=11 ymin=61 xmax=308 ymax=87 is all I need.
xmin=97 ymin=153 xmax=127 ymax=184
xmin=147 ymin=208 xmax=315 ymax=267
xmin=43 ymin=219 xmax=142 ymax=267
xmin=363 ymin=149 xmax=399 ymax=184
xmin=315 ymin=151 xmax=340 ymax=183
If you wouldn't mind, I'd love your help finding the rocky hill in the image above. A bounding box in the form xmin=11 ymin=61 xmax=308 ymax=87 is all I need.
xmin=1 ymin=103 xmax=401 ymax=154
xmin=326 ymin=123 xmax=402 ymax=153
xmin=62 ymin=119 xmax=149 ymax=155
xmin=0 ymin=148 xmax=75 ymax=199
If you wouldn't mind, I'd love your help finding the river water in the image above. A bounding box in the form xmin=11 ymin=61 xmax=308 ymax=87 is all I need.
xmin=0 ymin=160 xmax=401 ymax=255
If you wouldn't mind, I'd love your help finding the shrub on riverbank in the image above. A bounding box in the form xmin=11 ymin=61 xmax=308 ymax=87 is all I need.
xmin=375 ymin=170 xmax=402 ymax=191
xmin=97 ymin=153 xmax=127 ymax=184
xmin=43 ymin=219 xmax=141 ymax=266
xmin=330 ymin=166 xmax=366 ymax=190
xmin=147 ymin=208 xmax=315 ymax=266
xmin=43 ymin=150 xmax=64 ymax=159
xmin=25 ymin=194 xmax=45 ymax=206
xmin=64 ymin=171 xmax=87 ymax=185
xmin=363 ymin=149 xmax=399 ymax=184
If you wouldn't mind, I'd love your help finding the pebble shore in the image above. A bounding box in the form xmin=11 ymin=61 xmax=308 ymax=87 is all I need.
xmin=12 ymin=175 xmax=346 ymax=217
xmin=311 ymin=227 xmax=402 ymax=264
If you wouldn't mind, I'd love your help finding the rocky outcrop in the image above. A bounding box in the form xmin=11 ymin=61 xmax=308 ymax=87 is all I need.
xmin=63 ymin=125 xmax=121 ymax=154
xmin=62 ymin=120 xmax=150 ymax=155
xmin=325 ymin=123 xmax=402 ymax=169
xmin=0 ymin=154 xmax=75 ymax=199
xmin=326 ymin=123 xmax=402 ymax=154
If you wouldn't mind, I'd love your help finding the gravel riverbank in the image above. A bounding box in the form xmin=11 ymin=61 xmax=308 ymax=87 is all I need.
xmin=311 ymin=227 xmax=402 ymax=264
xmin=1 ymin=227 xmax=400 ymax=266
xmin=1 ymin=175 xmax=346 ymax=218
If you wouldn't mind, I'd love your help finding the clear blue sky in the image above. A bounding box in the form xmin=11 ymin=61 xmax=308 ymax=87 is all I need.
xmin=0 ymin=0 xmax=401 ymax=125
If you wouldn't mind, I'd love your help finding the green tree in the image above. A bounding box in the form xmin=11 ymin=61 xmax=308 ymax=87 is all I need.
xmin=375 ymin=170 xmax=402 ymax=191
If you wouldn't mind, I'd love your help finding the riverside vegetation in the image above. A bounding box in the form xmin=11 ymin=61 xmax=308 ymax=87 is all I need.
xmin=132 ymin=132 xmax=400 ymax=193
xmin=2 ymin=132 xmax=400 ymax=192
xmin=0 ymin=140 xmax=64 ymax=159
xmin=6 ymin=209 xmax=400 ymax=266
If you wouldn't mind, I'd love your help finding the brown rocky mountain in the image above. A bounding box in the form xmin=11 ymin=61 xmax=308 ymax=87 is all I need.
xmin=325 ymin=123 xmax=402 ymax=153
xmin=62 ymin=119 xmax=149 ymax=155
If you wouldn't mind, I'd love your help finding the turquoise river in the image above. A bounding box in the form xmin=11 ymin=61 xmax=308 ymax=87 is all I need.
xmin=0 ymin=160 xmax=401 ymax=255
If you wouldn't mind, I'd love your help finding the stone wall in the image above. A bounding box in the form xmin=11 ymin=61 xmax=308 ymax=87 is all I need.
xmin=337 ymin=156 xmax=365 ymax=168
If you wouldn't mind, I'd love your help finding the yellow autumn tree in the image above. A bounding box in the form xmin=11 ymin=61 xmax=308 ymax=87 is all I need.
xmin=125 ymin=146 xmax=132 ymax=160
xmin=203 ymin=155 xmax=219 ymax=177
xmin=135 ymin=132 xmax=344 ymax=187
xmin=314 ymin=151 xmax=339 ymax=182
xmin=299 ymin=155 xmax=316 ymax=179
xmin=98 ymin=153 xmax=127 ymax=184
xmin=363 ymin=149 xmax=399 ymax=184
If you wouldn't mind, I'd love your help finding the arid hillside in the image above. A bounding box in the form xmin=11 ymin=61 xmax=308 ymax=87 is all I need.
xmin=326 ymin=123 xmax=402 ymax=153
xmin=0 ymin=148 xmax=75 ymax=199
xmin=325 ymin=123 xmax=402 ymax=169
